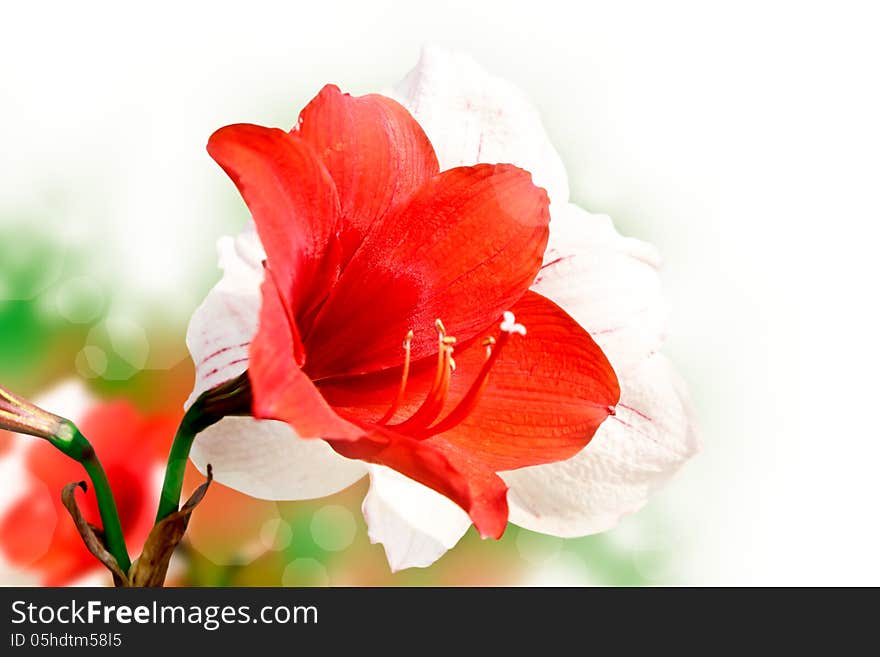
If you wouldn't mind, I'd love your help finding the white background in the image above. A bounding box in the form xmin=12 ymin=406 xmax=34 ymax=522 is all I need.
xmin=2 ymin=1 xmax=878 ymax=584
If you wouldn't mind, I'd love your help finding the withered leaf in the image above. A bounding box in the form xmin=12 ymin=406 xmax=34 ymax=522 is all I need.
xmin=128 ymin=464 xmax=213 ymax=587
xmin=61 ymin=481 xmax=129 ymax=586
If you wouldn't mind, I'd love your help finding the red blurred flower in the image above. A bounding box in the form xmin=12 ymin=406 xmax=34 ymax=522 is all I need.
xmin=197 ymin=85 xmax=619 ymax=539
xmin=0 ymin=385 xmax=175 ymax=585
xmin=0 ymin=431 xmax=14 ymax=457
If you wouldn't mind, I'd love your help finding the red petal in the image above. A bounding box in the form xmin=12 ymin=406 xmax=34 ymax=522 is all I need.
xmin=249 ymin=270 xmax=366 ymax=441
xmin=0 ymin=484 xmax=57 ymax=569
xmin=207 ymin=124 xmax=342 ymax=329
xmin=78 ymin=403 xmax=177 ymax=471
xmin=321 ymin=291 xmax=620 ymax=471
xmin=327 ymin=424 xmax=509 ymax=539
xmin=0 ymin=430 xmax=14 ymax=456
xmin=296 ymin=85 xmax=440 ymax=265
xmin=304 ymin=164 xmax=550 ymax=379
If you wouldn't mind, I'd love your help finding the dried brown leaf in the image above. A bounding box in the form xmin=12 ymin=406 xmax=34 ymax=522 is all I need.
xmin=61 ymin=481 xmax=130 ymax=586
xmin=128 ymin=464 xmax=213 ymax=587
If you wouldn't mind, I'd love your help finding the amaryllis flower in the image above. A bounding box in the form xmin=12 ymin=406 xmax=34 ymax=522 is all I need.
xmin=0 ymin=382 xmax=175 ymax=585
xmin=187 ymin=49 xmax=699 ymax=570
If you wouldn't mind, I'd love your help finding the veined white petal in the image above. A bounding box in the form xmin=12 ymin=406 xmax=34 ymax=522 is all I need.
xmin=533 ymin=203 xmax=668 ymax=374
xmin=190 ymin=416 xmax=366 ymax=500
xmin=502 ymin=354 xmax=701 ymax=537
xmin=392 ymin=47 xmax=570 ymax=208
xmin=362 ymin=465 xmax=471 ymax=572
xmin=185 ymin=226 xmax=264 ymax=409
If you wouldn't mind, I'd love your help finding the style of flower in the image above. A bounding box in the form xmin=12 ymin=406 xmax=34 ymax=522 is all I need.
xmin=187 ymin=49 xmax=700 ymax=571
xmin=0 ymin=382 xmax=176 ymax=585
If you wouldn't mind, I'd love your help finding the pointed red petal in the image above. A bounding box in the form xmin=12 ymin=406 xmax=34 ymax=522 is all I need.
xmin=328 ymin=425 xmax=509 ymax=539
xmin=437 ymin=291 xmax=619 ymax=469
xmin=296 ymin=85 xmax=440 ymax=265
xmin=207 ymin=124 xmax=342 ymax=328
xmin=321 ymin=291 xmax=620 ymax=471
xmin=249 ymin=270 xmax=365 ymax=441
xmin=304 ymin=164 xmax=550 ymax=379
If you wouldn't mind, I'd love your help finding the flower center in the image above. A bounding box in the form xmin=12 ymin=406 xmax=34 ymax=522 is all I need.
xmin=378 ymin=312 xmax=526 ymax=438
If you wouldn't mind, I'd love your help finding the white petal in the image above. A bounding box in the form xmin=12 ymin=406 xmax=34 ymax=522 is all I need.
xmin=502 ymin=354 xmax=701 ymax=538
xmin=190 ymin=416 xmax=367 ymax=500
xmin=185 ymin=226 xmax=264 ymax=408
xmin=392 ymin=47 xmax=570 ymax=207
xmin=362 ymin=465 xmax=471 ymax=572
xmin=533 ymin=203 xmax=668 ymax=373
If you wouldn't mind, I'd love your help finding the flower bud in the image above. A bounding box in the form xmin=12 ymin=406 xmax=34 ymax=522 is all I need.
xmin=0 ymin=385 xmax=75 ymax=445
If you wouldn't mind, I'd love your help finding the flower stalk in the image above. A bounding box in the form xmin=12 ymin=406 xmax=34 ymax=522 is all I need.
xmin=155 ymin=373 xmax=251 ymax=522
xmin=154 ymin=407 xmax=203 ymax=522
xmin=0 ymin=385 xmax=131 ymax=573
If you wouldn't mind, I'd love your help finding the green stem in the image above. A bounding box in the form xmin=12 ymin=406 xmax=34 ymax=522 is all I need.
xmin=80 ymin=444 xmax=132 ymax=573
xmin=154 ymin=374 xmax=249 ymax=522
xmin=155 ymin=401 xmax=216 ymax=522
xmin=60 ymin=427 xmax=131 ymax=573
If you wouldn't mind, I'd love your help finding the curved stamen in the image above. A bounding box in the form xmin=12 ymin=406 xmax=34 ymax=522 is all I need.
xmin=378 ymin=330 xmax=414 ymax=425
xmin=420 ymin=334 xmax=508 ymax=438
xmin=390 ymin=320 xmax=455 ymax=432
xmin=422 ymin=311 xmax=526 ymax=438
xmin=378 ymin=312 xmax=525 ymax=439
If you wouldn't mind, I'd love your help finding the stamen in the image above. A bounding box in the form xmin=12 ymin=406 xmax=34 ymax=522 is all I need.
xmin=390 ymin=320 xmax=455 ymax=432
xmin=420 ymin=335 xmax=507 ymax=437
xmin=391 ymin=346 xmax=453 ymax=432
xmin=378 ymin=329 xmax=414 ymax=425
xmin=421 ymin=312 xmax=526 ymax=438
xmin=378 ymin=312 xmax=525 ymax=438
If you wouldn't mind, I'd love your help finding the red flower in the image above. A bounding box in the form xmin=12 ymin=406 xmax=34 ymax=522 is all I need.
xmin=0 ymin=384 xmax=175 ymax=585
xmin=201 ymin=85 xmax=619 ymax=539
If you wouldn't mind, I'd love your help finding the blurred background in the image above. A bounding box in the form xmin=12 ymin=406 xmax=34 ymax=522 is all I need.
xmin=1 ymin=0 xmax=878 ymax=585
